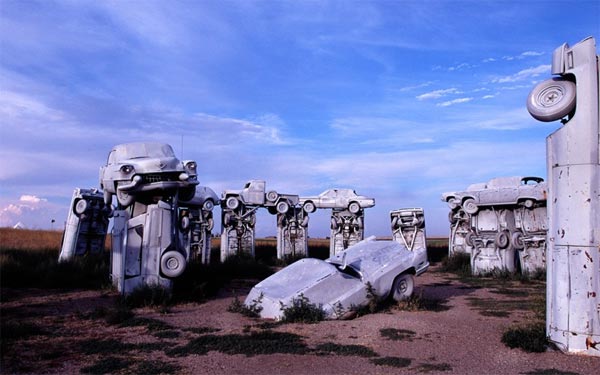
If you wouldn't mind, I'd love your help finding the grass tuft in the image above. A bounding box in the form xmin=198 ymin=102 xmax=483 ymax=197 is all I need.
xmin=501 ymin=322 xmax=548 ymax=352
xmin=380 ymin=328 xmax=416 ymax=341
xmin=280 ymin=294 xmax=326 ymax=323
xmin=314 ymin=342 xmax=378 ymax=357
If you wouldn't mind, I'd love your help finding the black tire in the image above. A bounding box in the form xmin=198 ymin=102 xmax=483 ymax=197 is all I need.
xmin=160 ymin=251 xmax=186 ymax=278
xmin=527 ymin=78 xmax=576 ymax=122
xmin=463 ymin=198 xmax=478 ymax=215
xmin=391 ymin=273 xmax=414 ymax=302
xmin=348 ymin=202 xmax=360 ymax=214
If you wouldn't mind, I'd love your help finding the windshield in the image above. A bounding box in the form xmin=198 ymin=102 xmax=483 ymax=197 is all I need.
xmin=109 ymin=143 xmax=175 ymax=163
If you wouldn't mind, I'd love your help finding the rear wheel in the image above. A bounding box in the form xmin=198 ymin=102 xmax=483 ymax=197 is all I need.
xmin=202 ymin=199 xmax=214 ymax=211
xmin=463 ymin=198 xmax=478 ymax=215
xmin=276 ymin=200 xmax=290 ymax=214
xmin=391 ymin=273 xmax=414 ymax=302
xmin=226 ymin=196 xmax=240 ymax=210
xmin=348 ymin=202 xmax=360 ymax=214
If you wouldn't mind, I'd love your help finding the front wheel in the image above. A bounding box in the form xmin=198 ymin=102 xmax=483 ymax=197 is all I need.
xmin=276 ymin=200 xmax=290 ymax=214
xmin=391 ymin=273 xmax=414 ymax=302
xmin=74 ymin=199 xmax=88 ymax=215
xmin=527 ymin=78 xmax=576 ymax=122
xmin=116 ymin=188 xmax=135 ymax=207
xmin=202 ymin=199 xmax=214 ymax=211
xmin=303 ymin=201 xmax=316 ymax=213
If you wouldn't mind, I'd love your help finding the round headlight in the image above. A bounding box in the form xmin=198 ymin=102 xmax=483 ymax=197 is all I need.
xmin=120 ymin=164 xmax=134 ymax=174
xmin=186 ymin=161 xmax=197 ymax=170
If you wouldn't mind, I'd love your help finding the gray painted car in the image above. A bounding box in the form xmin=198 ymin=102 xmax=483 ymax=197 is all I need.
xmin=442 ymin=176 xmax=547 ymax=214
xmin=99 ymin=142 xmax=198 ymax=207
xmin=244 ymin=236 xmax=429 ymax=320
xmin=300 ymin=188 xmax=375 ymax=214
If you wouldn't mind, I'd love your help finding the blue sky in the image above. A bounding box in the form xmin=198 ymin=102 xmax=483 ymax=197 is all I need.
xmin=0 ymin=0 xmax=598 ymax=237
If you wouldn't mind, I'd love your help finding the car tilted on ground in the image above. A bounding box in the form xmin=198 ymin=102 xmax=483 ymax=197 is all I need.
xmin=99 ymin=142 xmax=198 ymax=207
xmin=442 ymin=176 xmax=547 ymax=214
xmin=244 ymin=236 xmax=429 ymax=320
xmin=300 ymin=188 xmax=375 ymax=214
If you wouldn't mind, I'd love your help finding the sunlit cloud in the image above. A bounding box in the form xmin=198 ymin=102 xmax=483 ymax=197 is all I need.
xmin=437 ymin=97 xmax=473 ymax=107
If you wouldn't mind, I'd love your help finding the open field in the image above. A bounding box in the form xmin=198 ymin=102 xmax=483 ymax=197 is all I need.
xmin=1 ymin=229 xmax=598 ymax=374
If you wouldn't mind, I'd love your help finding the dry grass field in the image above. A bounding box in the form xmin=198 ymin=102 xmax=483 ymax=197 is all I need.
xmin=2 ymin=228 xmax=598 ymax=374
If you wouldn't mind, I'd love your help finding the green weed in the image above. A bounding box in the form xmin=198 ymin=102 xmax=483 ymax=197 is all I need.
xmin=280 ymin=294 xmax=326 ymax=323
xmin=501 ymin=322 xmax=548 ymax=353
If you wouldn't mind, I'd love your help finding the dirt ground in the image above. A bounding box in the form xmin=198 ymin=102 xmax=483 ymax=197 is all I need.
xmin=1 ymin=264 xmax=599 ymax=375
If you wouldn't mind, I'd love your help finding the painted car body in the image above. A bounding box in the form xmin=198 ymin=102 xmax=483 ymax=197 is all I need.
xmin=244 ymin=236 xmax=428 ymax=320
xmin=300 ymin=189 xmax=375 ymax=213
xmin=99 ymin=142 xmax=198 ymax=207
xmin=442 ymin=176 xmax=547 ymax=213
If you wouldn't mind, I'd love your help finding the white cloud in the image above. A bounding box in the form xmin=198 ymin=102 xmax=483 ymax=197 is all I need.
xmin=0 ymin=195 xmax=63 ymax=229
xmin=482 ymin=94 xmax=495 ymax=99
xmin=437 ymin=97 xmax=473 ymax=107
xmin=416 ymin=88 xmax=461 ymax=100
xmin=492 ymin=64 xmax=551 ymax=83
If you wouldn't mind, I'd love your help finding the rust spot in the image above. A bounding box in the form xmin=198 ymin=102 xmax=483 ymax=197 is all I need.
xmin=571 ymin=332 xmax=578 ymax=336
xmin=558 ymin=229 xmax=565 ymax=238
xmin=588 ymin=292 xmax=597 ymax=298
xmin=586 ymin=337 xmax=599 ymax=351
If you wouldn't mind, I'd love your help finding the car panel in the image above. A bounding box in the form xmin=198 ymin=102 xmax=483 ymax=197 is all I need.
xmin=245 ymin=237 xmax=428 ymax=320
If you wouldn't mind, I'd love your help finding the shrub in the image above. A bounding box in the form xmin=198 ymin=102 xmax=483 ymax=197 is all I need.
xmin=228 ymin=294 xmax=263 ymax=318
xmin=280 ymin=294 xmax=325 ymax=323
xmin=439 ymin=253 xmax=471 ymax=275
xmin=501 ymin=322 xmax=548 ymax=352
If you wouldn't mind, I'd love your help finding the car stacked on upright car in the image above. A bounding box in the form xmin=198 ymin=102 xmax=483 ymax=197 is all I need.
xmin=99 ymin=142 xmax=199 ymax=207
xmin=299 ymin=188 xmax=375 ymax=214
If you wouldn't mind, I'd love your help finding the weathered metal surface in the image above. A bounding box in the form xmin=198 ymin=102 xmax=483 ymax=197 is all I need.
xmin=276 ymin=206 xmax=308 ymax=260
xmin=245 ymin=236 xmax=429 ymax=320
xmin=447 ymin=209 xmax=473 ymax=255
xmin=442 ymin=177 xmax=548 ymax=274
xmin=99 ymin=142 xmax=198 ymax=208
xmin=529 ymin=36 xmax=600 ymax=356
xmin=300 ymin=188 xmax=375 ymax=214
xmin=110 ymin=202 xmax=181 ymax=295
xmin=220 ymin=205 xmax=257 ymax=262
xmin=390 ymin=208 xmax=427 ymax=252
xmin=58 ymin=188 xmax=110 ymax=262
xmin=178 ymin=186 xmax=219 ymax=264
xmin=329 ymin=209 xmax=364 ymax=256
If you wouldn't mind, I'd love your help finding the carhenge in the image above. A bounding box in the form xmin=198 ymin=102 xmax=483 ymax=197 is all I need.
xmin=527 ymin=36 xmax=599 ymax=356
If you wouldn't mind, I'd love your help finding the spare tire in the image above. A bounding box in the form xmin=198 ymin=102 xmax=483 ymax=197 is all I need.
xmin=527 ymin=78 xmax=576 ymax=122
xmin=161 ymin=251 xmax=186 ymax=278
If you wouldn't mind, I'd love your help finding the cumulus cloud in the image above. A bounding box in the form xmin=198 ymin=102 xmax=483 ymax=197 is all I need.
xmin=492 ymin=64 xmax=551 ymax=83
xmin=437 ymin=97 xmax=473 ymax=107
xmin=416 ymin=88 xmax=461 ymax=100
xmin=0 ymin=195 xmax=63 ymax=229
